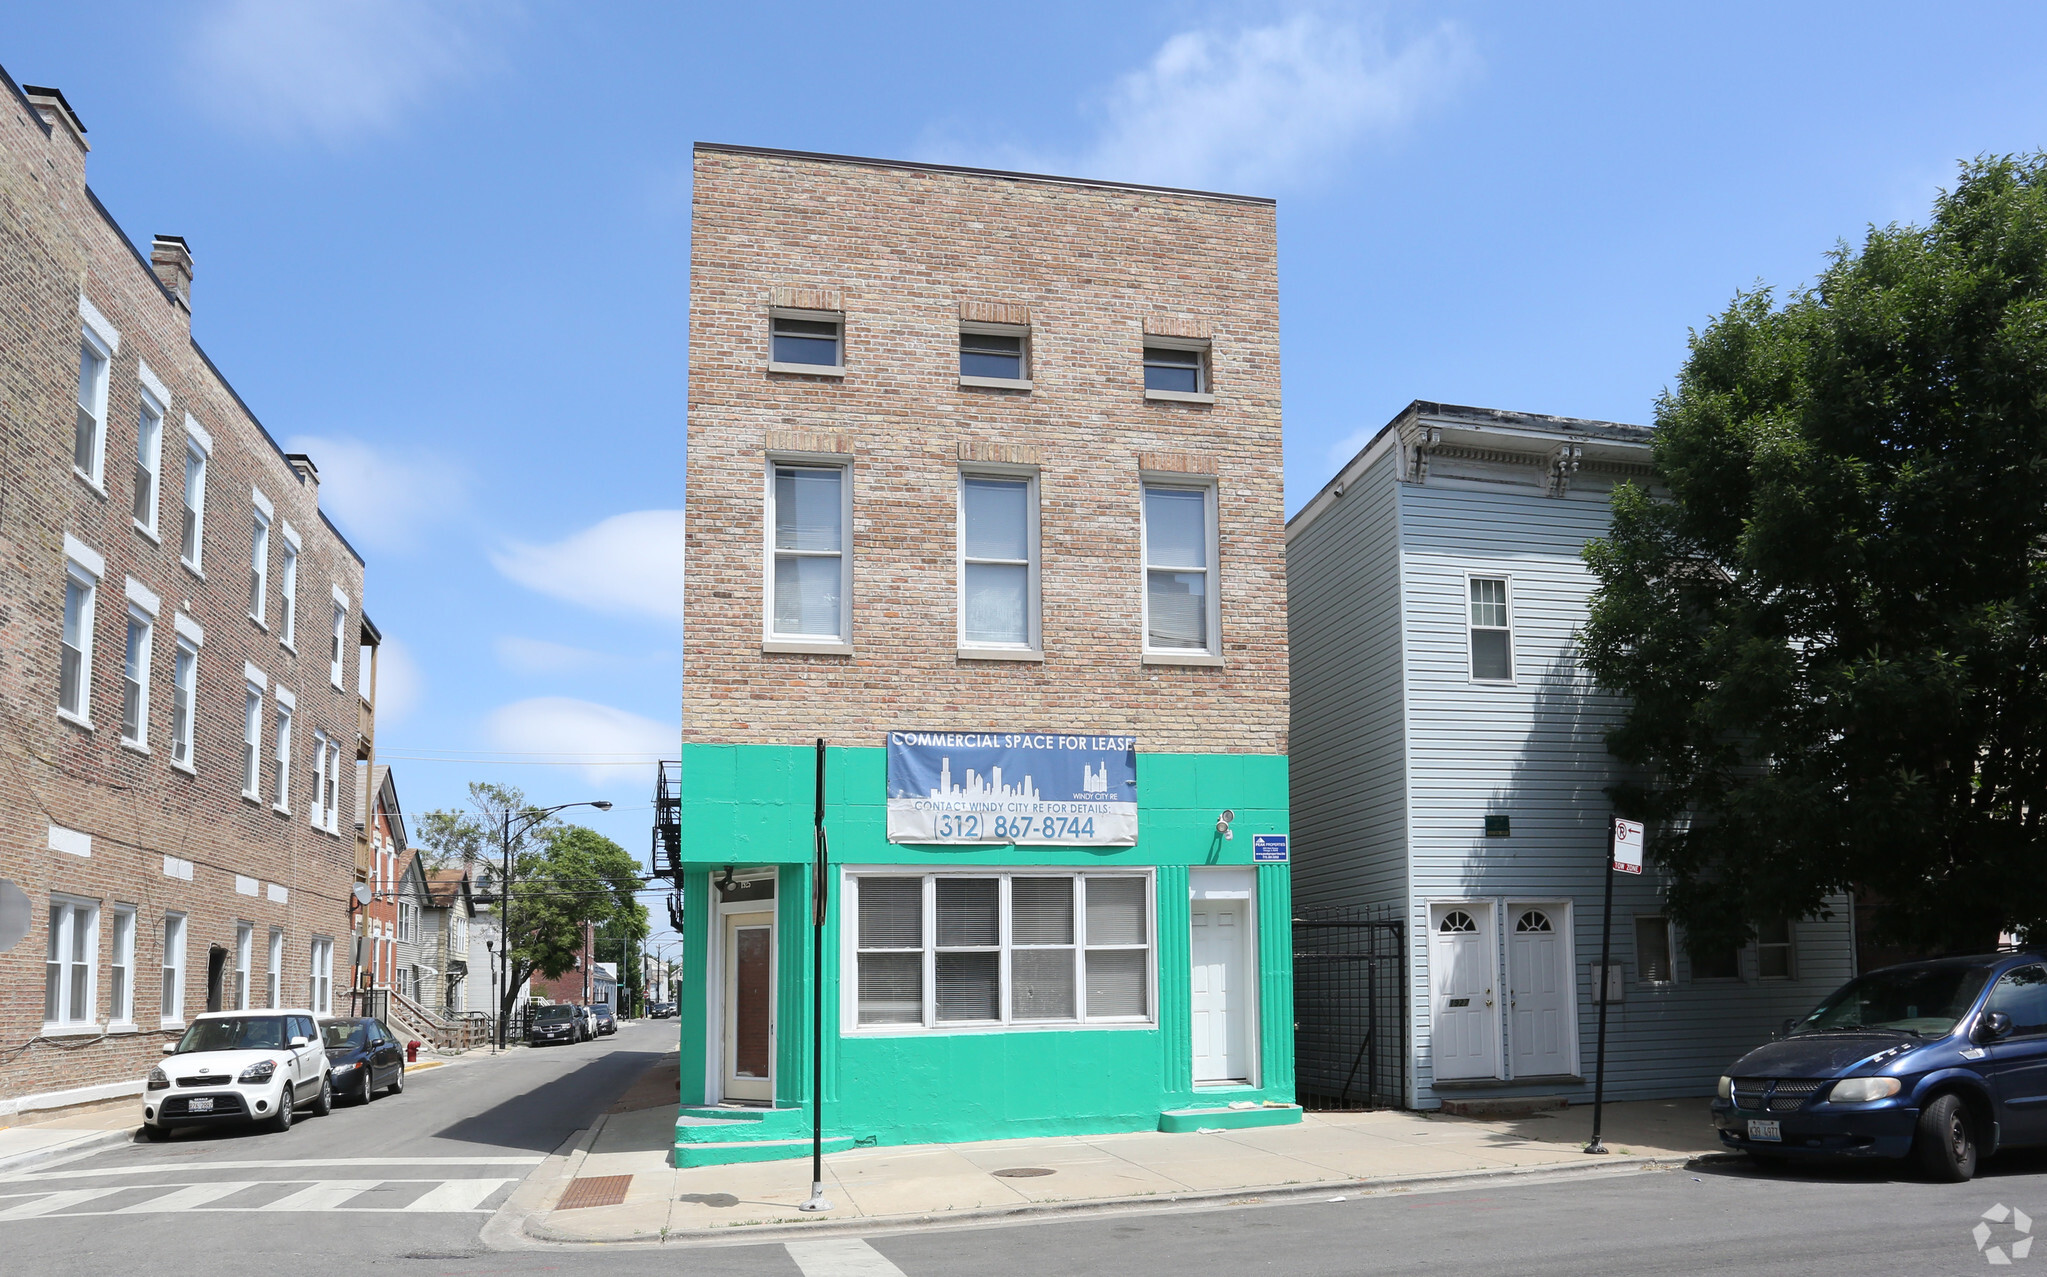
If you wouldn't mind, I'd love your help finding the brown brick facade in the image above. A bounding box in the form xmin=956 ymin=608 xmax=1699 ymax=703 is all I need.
xmin=684 ymin=147 xmax=1288 ymax=751
xmin=0 ymin=74 xmax=369 ymax=1109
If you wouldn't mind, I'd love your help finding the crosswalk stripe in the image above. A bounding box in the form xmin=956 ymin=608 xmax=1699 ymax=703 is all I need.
xmin=116 ymin=1182 xmax=258 ymax=1213
xmin=258 ymin=1180 xmax=385 ymax=1212
xmin=403 ymin=1178 xmax=514 ymax=1212
xmin=1 ymin=1156 xmax=543 ymax=1184
xmin=786 ymin=1239 xmax=909 ymax=1277
xmin=0 ymin=1188 xmax=129 ymax=1219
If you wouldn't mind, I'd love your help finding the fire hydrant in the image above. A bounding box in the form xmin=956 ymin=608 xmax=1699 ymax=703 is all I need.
xmin=406 ymin=1040 xmax=421 ymax=1063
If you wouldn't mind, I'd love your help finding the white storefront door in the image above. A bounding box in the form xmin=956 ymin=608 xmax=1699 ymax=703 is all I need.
xmin=1191 ymin=899 xmax=1250 ymax=1083
xmin=1507 ymin=904 xmax=1576 ymax=1079
xmin=1429 ymin=903 xmax=1499 ymax=1081
xmin=722 ymin=911 xmax=775 ymax=1102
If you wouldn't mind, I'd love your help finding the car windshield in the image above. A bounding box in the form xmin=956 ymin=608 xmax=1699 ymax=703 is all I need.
xmin=177 ymin=1016 xmax=287 ymax=1053
xmin=322 ymin=1022 xmax=366 ymax=1049
xmin=535 ymin=1006 xmax=574 ymax=1021
xmin=1796 ymin=964 xmax=1994 ymax=1038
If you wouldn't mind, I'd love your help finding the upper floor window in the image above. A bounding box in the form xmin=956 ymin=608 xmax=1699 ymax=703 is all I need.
xmin=1635 ymin=914 xmax=1674 ymax=984
xmin=1141 ymin=482 xmax=1219 ymax=657
xmin=179 ymin=424 xmax=211 ymax=571
xmin=1468 ymin=577 xmax=1513 ymax=682
xmin=121 ymin=602 xmax=154 ymax=748
xmin=960 ymin=325 xmax=1029 ymax=386
xmin=770 ymin=310 xmax=843 ymax=374
xmin=1756 ymin=918 xmax=1796 ymax=980
xmin=170 ymin=636 xmax=198 ymax=769
xmin=249 ymin=503 xmax=271 ymax=625
xmin=330 ymin=591 xmax=349 ymax=688
xmin=133 ymin=392 xmax=164 ymax=535
xmin=45 ymin=896 xmax=100 ymax=1028
xmin=278 ymin=527 xmax=299 ymax=647
xmin=959 ymin=472 xmax=1038 ymax=652
xmin=241 ymin=677 xmax=264 ymax=798
xmin=767 ymin=461 xmax=852 ymax=647
xmin=1142 ymin=340 xmax=1210 ymax=402
xmin=272 ymin=694 xmax=294 ymax=812
xmin=75 ymin=331 xmax=110 ymax=485
xmin=59 ymin=551 xmax=100 ymax=724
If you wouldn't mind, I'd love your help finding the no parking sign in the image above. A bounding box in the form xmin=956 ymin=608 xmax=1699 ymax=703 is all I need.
xmin=1612 ymin=818 xmax=1645 ymax=874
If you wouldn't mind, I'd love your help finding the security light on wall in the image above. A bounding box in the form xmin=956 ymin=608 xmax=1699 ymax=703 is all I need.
xmin=1217 ymin=809 xmax=1235 ymax=840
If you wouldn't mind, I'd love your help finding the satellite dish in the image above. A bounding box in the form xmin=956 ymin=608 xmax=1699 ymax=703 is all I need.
xmin=0 ymin=880 xmax=28 ymax=953
xmin=352 ymin=883 xmax=373 ymax=907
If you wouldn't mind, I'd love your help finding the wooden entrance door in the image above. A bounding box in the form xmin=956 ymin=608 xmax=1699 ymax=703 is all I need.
xmin=722 ymin=911 xmax=774 ymax=1102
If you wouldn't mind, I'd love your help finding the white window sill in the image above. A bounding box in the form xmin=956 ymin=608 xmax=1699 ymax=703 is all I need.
xmin=845 ymin=1020 xmax=1156 ymax=1037
xmin=41 ymin=1022 xmax=103 ymax=1038
xmin=120 ymin=738 xmax=151 ymax=756
xmin=181 ymin=558 xmax=205 ymax=580
xmin=763 ymin=639 xmax=854 ymax=656
xmin=272 ymin=803 xmax=291 ymax=817
xmin=1467 ymin=678 xmax=1517 ymax=687
xmin=133 ymin=520 xmax=161 ymax=545
xmin=74 ymin=468 xmax=108 ymax=497
xmin=330 ymin=677 xmax=344 ymax=691
xmin=58 ymin=708 xmax=95 ymax=731
xmin=107 ymin=1021 xmax=138 ymax=1035
xmin=171 ymin=758 xmax=196 ymax=776
xmin=1145 ymin=389 xmax=1215 ymax=405
xmin=768 ymin=361 xmax=846 ymax=378
xmin=958 ymin=647 xmax=1044 ymax=662
xmin=242 ymin=789 xmax=262 ymax=805
xmin=249 ymin=615 xmax=268 ymax=632
xmin=280 ymin=640 xmax=295 ymax=655
xmin=959 ymin=376 xmax=1033 ymax=391
xmin=1143 ymin=651 xmax=1226 ymax=667
xmin=160 ymin=1018 xmax=185 ymax=1031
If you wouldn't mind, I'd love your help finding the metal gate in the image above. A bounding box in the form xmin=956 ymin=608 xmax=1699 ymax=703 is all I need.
xmin=1293 ymin=906 xmax=1407 ymax=1110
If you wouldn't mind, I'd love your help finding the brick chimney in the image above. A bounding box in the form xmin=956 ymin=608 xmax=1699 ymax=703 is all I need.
xmin=151 ymin=236 xmax=194 ymax=310
xmin=284 ymin=453 xmax=320 ymax=497
xmin=21 ymin=85 xmax=87 ymax=154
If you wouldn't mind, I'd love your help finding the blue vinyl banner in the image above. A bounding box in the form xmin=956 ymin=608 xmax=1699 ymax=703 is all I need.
xmin=886 ymin=732 xmax=1138 ymax=845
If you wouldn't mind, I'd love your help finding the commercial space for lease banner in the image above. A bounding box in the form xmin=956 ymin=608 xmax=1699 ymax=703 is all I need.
xmin=885 ymin=732 xmax=1138 ymax=845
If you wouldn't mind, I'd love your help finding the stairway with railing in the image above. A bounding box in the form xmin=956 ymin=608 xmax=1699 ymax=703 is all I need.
xmin=380 ymin=988 xmax=493 ymax=1053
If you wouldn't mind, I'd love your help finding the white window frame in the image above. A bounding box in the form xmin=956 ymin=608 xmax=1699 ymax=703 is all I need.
xmin=841 ymin=869 xmax=1156 ymax=1035
xmin=330 ymin=586 xmax=349 ymax=689
xmin=132 ymin=380 xmax=165 ymax=540
xmin=248 ymin=499 xmax=271 ymax=627
xmin=161 ymin=912 xmax=187 ymax=1027
xmin=43 ymin=894 xmax=100 ymax=1033
xmin=325 ymin=738 xmax=343 ymax=832
xmin=120 ymin=601 xmax=154 ymax=750
xmin=956 ymin=466 xmax=1041 ymax=657
xmin=309 ymin=936 xmax=334 ymax=1014
xmin=58 ymin=537 xmax=103 ymax=728
xmin=1141 ymin=335 xmax=1213 ymax=404
xmin=1466 ymin=574 xmax=1515 ymax=684
xmin=241 ymin=672 xmax=265 ymax=799
xmin=235 ymin=921 xmax=253 ymax=1010
xmin=170 ymin=616 xmax=201 ymax=772
xmin=958 ymin=321 xmax=1032 ymax=390
xmin=278 ymin=523 xmax=300 ymax=649
xmin=109 ymin=905 xmax=136 ymax=1029
xmin=309 ymin=731 xmax=329 ymax=830
xmin=272 ymin=690 xmax=294 ymax=813
xmin=762 ymin=455 xmax=855 ymax=653
xmin=1756 ymin=918 xmax=1797 ymax=981
xmin=179 ymin=417 xmax=211 ymax=575
xmin=1139 ymin=476 xmax=1222 ymax=663
xmin=767 ymin=306 xmax=845 ymax=377
xmin=75 ymin=323 xmax=113 ymax=490
xmin=267 ymin=926 xmax=284 ymax=1008
xmin=1634 ymin=913 xmax=1675 ymax=986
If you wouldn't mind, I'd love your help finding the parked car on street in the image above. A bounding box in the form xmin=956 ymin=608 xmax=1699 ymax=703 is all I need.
xmin=527 ymin=1004 xmax=581 ymax=1046
xmin=319 ymin=1016 xmax=407 ymax=1103
xmin=1711 ymin=952 xmax=2047 ymax=1181
xmin=592 ymin=1004 xmax=617 ymax=1035
xmin=573 ymin=1004 xmax=597 ymax=1040
xmin=646 ymin=1002 xmax=673 ymax=1019
xmin=143 ymin=1010 xmax=332 ymax=1139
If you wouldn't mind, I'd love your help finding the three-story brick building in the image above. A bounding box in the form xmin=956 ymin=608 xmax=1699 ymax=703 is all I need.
xmin=667 ymin=144 xmax=1294 ymax=1164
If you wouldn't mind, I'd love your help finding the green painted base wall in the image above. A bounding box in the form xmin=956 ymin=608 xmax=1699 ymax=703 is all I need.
xmin=674 ymin=743 xmax=1291 ymax=1152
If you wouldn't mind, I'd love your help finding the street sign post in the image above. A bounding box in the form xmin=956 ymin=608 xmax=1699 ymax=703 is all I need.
xmin=1586 ymin=816 xmax=1643 ymax=1155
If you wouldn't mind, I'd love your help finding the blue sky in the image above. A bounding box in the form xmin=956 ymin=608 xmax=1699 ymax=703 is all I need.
xmin=11 ymin=2 xmax=2047 ymax=946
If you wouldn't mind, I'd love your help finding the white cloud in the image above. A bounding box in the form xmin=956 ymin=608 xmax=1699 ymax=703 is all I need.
xmin=369 ymin=635 xmax=424 ymax=728
xmin=186 ymin=0 xmax=504 ymax=143
xmin=285 ymin=434 xmax=469 ymax=556
xmin=491 ymin=511 xmax=687 ymax=626
xmin=483 ymin=696 xmax=675 ymax=789
xmin=495 ymin=635 xmax=611 ymax=675
xmin=927 ymin=11 xmax=1474 ymax=194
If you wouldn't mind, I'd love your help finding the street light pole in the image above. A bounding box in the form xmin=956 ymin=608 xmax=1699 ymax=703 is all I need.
xmin=493 ymin=798 xmax=612 ymax=1050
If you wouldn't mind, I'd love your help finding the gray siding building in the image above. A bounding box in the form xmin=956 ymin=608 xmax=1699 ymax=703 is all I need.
xmin=1288 ymin=401 xmax=1857 ymax=1110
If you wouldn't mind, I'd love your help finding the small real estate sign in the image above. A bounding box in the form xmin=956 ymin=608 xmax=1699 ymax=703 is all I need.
xmin=1612 ymin=818 xmax=1645 ymax=874
xmin=886 ymin=731 xmax=1138 ymax=846
xmin=1252 ymin=834 xmax=1288 ymax=863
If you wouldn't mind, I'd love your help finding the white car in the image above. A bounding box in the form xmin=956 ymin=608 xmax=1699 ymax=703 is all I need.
xmin=143 ymin=1009 xmax=332 ymax=1139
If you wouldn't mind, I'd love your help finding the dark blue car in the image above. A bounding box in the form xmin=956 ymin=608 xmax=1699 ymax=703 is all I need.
xmin=1711 ymin=951 xmax=2047 ymax=1180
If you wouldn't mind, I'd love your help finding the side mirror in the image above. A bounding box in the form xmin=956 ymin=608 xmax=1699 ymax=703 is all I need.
xmin=289 ymin=1035 xmax=309 ymax=1048
xmin=161 ymin=1043 xmax=176 ymax=1055
xmin=1977 ymin=1012 xmax=2014 ymax=1044
xmin=1779 ymin=1018 xmax=1799 ymax=1039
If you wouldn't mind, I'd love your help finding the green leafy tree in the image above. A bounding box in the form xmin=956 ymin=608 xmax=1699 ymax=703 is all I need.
xmin=1580 ymin=155 xmax=2047 ymax=958
xmin=413 ymin=782 xmax=537 ymax=872
xmin=502 ymin=825 xmax=644 ymax=1024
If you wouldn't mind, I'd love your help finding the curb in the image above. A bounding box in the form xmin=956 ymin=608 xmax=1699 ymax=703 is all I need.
xmin=479 ymin=1121 xmax=605 ymax=1251
xmin=514 ymin=1151 xmax=1696 ymax=1248
xmin=0 ymin=1127 xmax=138 ymax=1175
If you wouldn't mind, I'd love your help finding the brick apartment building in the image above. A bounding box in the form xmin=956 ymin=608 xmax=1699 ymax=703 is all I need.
xmin=663 ymin=144 xmax=1293 ymax=1164
xmin=0 ymin=72 xmax=382 ymax=1115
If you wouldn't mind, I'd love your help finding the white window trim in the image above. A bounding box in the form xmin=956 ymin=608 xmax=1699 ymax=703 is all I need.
xmin=958 ymin=321 xmax=1033 ymax=390
xmin=278 ymin=529 xmax=299 ymax=650
xmin=1138 ymin=474 xmax=1223 ymax=665
xmin=235 ymin=921 xmax=253 ymax=1011
xmin=58 ymin=541 xmax=103 ymax=729
xmin=841 ymin=868 xmax=1157 ymax=1036
xmin=762 ymin=453 xmax=855 ymax=653
xmin=80 ymin=293 xmax=121 ymax=353
xmin=108 ymin=904 xmax=137 ymax=1031
xmin=1755 ymin=919 xmax=1799 ymax=981
xmin=326 ymin=739 xmax=343 ymax=833
xmin=767 ymin=306 xmax=846 ymax=377
xmin=329 ymin=589 xmax=348 ymax=689
xmin=75 ymin=323 xmax=113 ymax=492
xmin=241 ymin=678 xmax=265 ymax=800
xmin=133 ymin=383 xmax=165 ymax=541
xmin=310 ymin=935 xmax=334 ymax=1015
xmin=1141 ymin=335 xmax=1215 ymax=405
xmin=956 ymin=465 xmax=1042 ymax=658
xmin=267 ymin=926 xmax=284 ymax=1009
xmin=1634 ymin=913 xmax=1676 ymax=986
xmin=161 ymin=911 xmax=187 ymax=1028
xmin=249 ymin=507 xmax=270 ymax=627
xmin=120 ymin=602 xmax=154 ymax=751
xmin=43 ymin=894 xmax=101 ymax=1033
xmin=272 ymin=696 xmax=294 ymax=814
xmin=180 ymin=417 xmax=211 ymax=576
xmin=170 ymin=636 xmax=199 ymax=773
xmin=1465 ymin=572 xmax=1516 ymax=685
xmin=310 ymin=730 xmax=329 ymax=830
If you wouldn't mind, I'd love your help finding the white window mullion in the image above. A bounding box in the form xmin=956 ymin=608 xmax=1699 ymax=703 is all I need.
xmin=998 ymin=875 xmax=1012 ymax=1025
xmin=923 ymin=876 xmax=937 ymax=1030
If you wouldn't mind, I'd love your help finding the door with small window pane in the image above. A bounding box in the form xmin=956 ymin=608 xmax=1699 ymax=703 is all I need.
xmin=1507 ymin=905 xmax=1574 ymax=1079
xmin=723 ymin=912 xmax=774 ymax=1102
xmin=1429 ymin=903 xmax=1498 ymax=1081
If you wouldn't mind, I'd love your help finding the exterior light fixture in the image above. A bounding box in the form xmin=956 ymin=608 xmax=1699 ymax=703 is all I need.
xmin=1217 ymin=809 xmax=1235 ymax=840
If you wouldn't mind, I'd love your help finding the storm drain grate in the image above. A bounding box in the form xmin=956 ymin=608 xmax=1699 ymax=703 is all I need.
xmin=991 ymin=1167 xmax=1055 ymax=1178
xmin=557 ymin=1175 xmax=633 ymax=1210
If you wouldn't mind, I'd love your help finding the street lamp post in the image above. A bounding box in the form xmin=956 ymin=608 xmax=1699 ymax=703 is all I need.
xmin=495 ymin=799 xmax=612 ymax=1050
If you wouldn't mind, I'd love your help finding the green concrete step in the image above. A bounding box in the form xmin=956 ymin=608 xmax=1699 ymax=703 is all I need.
xmin=674 ymin=1103 xmax=809 ymax=1144
xmin=672 ymin=1135 xmax=859 ymax=1168
xmin=1158 ymin=1103 xmax=1303 ymax=1133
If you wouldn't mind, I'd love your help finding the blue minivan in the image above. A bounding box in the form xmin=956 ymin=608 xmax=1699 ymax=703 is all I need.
xmin=1711 ymin=951 xmax=2047 ymax=1180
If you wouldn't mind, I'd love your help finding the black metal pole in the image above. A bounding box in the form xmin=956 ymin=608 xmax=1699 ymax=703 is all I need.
xmin=498 ymin=808 xmax=511 ymax=1050
xmin=800 ymin=737 xmax=832 ymax=1212
xmin=1585 ymin=817 xmax=1617 ymax=1154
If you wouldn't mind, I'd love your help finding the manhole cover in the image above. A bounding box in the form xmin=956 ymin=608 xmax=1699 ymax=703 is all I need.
xmin=992 ymin=1167 xmax=1055 ymax=1178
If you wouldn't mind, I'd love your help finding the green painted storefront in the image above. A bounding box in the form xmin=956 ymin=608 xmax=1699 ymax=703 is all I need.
xmin=671 ymin=742 xmax=1295 ymax=1165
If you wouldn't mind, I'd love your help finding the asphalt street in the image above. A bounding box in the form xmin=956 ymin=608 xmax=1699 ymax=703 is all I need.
xmin=8 ymin=1022 xmax=2047 ymax=1276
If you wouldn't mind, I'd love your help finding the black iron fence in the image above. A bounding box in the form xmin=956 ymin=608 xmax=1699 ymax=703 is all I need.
xmin=1293 ymin=905 xmax=1407 ymax=1110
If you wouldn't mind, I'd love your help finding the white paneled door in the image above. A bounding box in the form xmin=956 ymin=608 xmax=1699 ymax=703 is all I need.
xmin=1191 ymin=900 xmax=1249 ymax=1083
xmin=1429 ymin=902 xmax=1499 ymax=1081
xmin=1507 ymin=904 xmax=1575 ymax=1079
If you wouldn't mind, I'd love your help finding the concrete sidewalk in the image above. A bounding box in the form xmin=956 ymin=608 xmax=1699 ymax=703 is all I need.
xmin=521 ymin=1098 xmax=1721 ymax=1244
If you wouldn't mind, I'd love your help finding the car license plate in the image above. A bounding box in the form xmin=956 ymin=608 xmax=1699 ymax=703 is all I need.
xmin=1747 ymin=1119 xmax=1781 ymax=1142
xmin=188 ymin=1097 xmax=214 ymax=1112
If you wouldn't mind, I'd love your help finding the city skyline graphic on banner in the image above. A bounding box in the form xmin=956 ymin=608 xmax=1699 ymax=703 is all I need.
xmin=926 ymin=757 xmax=1115 ymax=803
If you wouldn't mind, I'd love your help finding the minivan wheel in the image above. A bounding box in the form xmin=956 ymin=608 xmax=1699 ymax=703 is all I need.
xmin=1914 ymin=1093 xmax=1978 ymax=1182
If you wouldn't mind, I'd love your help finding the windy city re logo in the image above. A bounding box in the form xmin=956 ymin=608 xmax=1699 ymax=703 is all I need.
xmin=1975 ymin=1204 xmax=2035 ymax=1266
